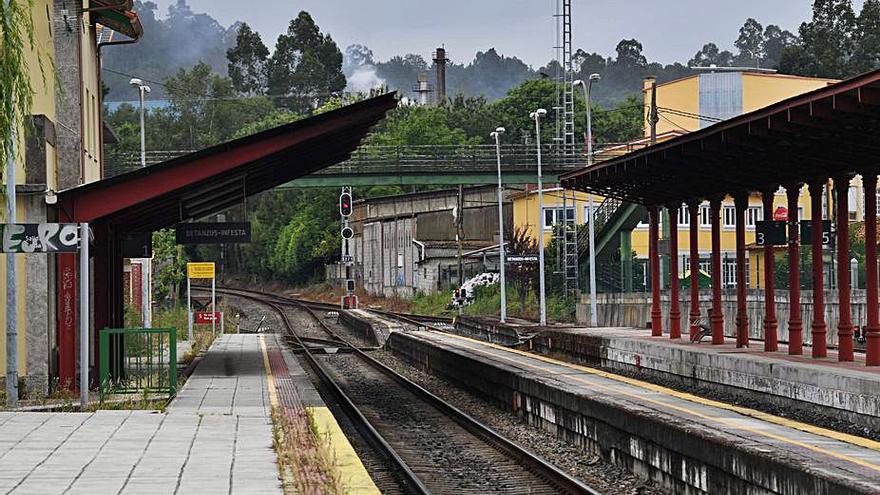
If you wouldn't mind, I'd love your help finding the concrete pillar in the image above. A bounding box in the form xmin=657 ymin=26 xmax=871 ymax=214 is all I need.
xmin=786 ymin=184 xmax=803 ymax=355
xmin=734 ymin=193 xmax=749 ymax=348
xmin=864 ymin=174 xmax=880 ymax=366
xmin=809 ymin=181 xmax=827 ymax=358
xmin=836 ymin=176 xmax=854 ymax=362
xmin=761 ymin=190 xmax=778 ymax=352
xmin=668 ymin=204 xmax=681 ymax=339
xmin=649 ymin=206 xmax=662 ymax=336
xmin=688 ymin=202 xmax=701 ymax=341
xmin=710 ymin=198 xmax=724 ymax=344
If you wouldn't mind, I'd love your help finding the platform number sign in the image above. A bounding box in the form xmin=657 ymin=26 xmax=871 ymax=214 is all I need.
xmin=800 ymin=220 xmax=835 ymax=246
xmin=755 ymin=221 xmax=788 ymax=246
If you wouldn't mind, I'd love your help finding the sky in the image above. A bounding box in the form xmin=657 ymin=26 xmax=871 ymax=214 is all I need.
xmin=153 ymin=0 xmax=866 ymax=66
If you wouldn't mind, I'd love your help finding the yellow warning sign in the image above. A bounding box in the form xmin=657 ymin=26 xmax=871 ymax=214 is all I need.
xmin=187 ymin=262 xmax=215 ymax=279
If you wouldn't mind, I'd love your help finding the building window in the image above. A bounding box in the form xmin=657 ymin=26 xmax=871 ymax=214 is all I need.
xmin=677 ymin=204 xmax=689 ymax=226
xmin=543 ymin=207 xmax=575 ymax=229
xmin=699 ymin=204 xmax=712 ymax=227
xmin=746 ymin=206 xmax=762 ymax=228
xmin=722 ymin=205 xmax=736 ymax=228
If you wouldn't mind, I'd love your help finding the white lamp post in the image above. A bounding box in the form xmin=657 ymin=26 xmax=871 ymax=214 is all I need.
xmin=491 ymin=127 xmax=507 ymax=323
xmin=575 ymin=74 xmax=601 ymax=327
xmin=130 ymin=78 xmax=152 ymax=328
xmin=530 ymin=108 xmax=548 ymax=326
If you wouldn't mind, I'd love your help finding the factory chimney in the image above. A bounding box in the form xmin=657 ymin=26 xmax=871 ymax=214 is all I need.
xmin=433 ymin=47 xmax=448 ymax=106
xmin=413 ymin=72 xmax=433 ymax=106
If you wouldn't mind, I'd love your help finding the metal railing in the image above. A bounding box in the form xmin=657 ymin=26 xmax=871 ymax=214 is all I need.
xmin=99 ymin=327 xmax=178 ymax=396
xmin=578 ymin=196 xmax=623 ymax=257
xmin=103 ymin=142 xmax=645 ymax=179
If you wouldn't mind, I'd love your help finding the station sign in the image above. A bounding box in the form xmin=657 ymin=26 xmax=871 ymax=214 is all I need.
xmin=194 ymin=311 xmax=221 ymax=324
xmin=800 ymin=220 xmax=834 ymax=246
xmin=187 ymin=262 xmax=216 ymax=279
xmin=755 ymin=221 xmax=788 ymax=246
xmin=507 ymin=254 xmax=539 ymax=263
xmin=1 ymin=223 xmax=80 ymax=253
xmin=176 ymin=223 xmax=251 ymax=244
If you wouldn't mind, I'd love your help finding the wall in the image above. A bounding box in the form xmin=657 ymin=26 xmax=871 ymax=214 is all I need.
xmin=646 ymin=75 xmax=700 ymax=136
xmin=578 ymin=290 xmax=871 ymax=347
xmin=742 ymin=73 xmax=836 ymax=114
xmin=512 ymin=188 xmax=602 ymax=246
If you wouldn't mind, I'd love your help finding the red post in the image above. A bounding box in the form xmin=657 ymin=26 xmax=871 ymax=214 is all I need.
xmin=710 ymin=198 xmax=725 ymax=344
xmin=649 ymin=206 xmax=663 ymax=336
xmin=762 ymin=190 xmax=778 ymax=352
xmin=809 ymin=181 xmax=827 ymax=358
xmin=688 ymin=202 xmax=701 ymax=341
xmin=836 ymin=176 xmax=854 ymax=362
xmin=734 ymin=193 xmax=749 ymax=348
xmin=786 ymin=184 xmax=803 ymax=355
xmin=668 ymin=204 xmax=681 ymax=339
xmin=864 ymin=173 xmax=880 ymax=366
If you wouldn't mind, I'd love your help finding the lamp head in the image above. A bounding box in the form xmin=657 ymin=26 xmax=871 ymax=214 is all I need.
xmin=589 ymin=73 xmax=601 ymax=82
xmin=573 ymin=79 xmax=584 ymax=87
xmin=142 ymin=85 xmax=151 ymax=94
xmin=530 ymin=109 xmax=547 ymax=120
xmin=495 ymin=127 xmax=505 ymax=134
xmin=129 ymin=78 xmax=144 ymax=87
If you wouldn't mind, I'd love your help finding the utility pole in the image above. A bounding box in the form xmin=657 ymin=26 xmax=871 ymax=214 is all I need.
xmin=457 ymin=185 xmax=464 ymax=315
xmin=648 ymin=78 xmax=668 ymax=289
xmin=5 ymin=0 xmax=19 ymax=407
xmin=531 ymin=109 xmax=549 ymax=326
xmin=491 ymin=128 xmax=507 ymax=323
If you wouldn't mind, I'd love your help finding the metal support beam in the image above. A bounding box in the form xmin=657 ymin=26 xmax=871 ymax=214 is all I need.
xmin=864 ymin=173 xmax=880 ymax=366
xmin=809 ymin=181 xmax=827 ymax=358
xmin=835 ymin=176 xmax=854 ymax=362
xmin=786 ymin=184 xmax=803 ymax=355
xmin=734 ymin=193 xmax=749 ymax=348
xmin=649 ymin=206 xmax=662 ymax=336
xmin=667 ymin=204 xmax=681 ymax=339
xmin=620 ymin=230 xmax=633 ymax=293
xmin=688 ymin=202 xmax=701 ymax=341
xmin=761 ymin=189 xmax=778 ymax=352
xmin=710 ymin=198 xmax=725 ymax=344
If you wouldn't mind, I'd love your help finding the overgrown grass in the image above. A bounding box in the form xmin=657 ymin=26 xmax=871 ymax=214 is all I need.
xmin=463 ymin=284 xmax=576 ymax=323
xmin=271 ymin=406 xmax=342 ymax=495
xmin=411 ymin=290 xmax=455 ymax=317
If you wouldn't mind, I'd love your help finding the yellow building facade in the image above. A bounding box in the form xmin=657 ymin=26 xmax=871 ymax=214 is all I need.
xmin=0 ymin=1 xmax=141 ymax=394
xmin=515 ymin=70 xmax=849 ymax=290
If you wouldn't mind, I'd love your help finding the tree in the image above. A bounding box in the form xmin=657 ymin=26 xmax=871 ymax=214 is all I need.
xmin=367 ymin=105 xmax=478 ymax=147
xmin=688 ymin=42 xmax=734 ymax=67
xmin=734 ymin=18 xmax=765 ymax=67
xmin=614 ymin=39 xmax=647 ymax=69
xmin=763 ymin=25 xmax=799 ymax=68
xmin=151 ymin=230 xmax=188 ymax=304
xmin=267 ymin=11 xmax=346 ymax=113
xmin=227 ymin=23 xmax=269 ymax=95
xmin=780 ymin=0 xmax=857 ymax=77
xmin=851 ymin=0 xmax=880 ymax=74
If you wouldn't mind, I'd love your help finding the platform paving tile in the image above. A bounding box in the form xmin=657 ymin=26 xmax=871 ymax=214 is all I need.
xmin=0 ymin=335 xmax=282 ymax=494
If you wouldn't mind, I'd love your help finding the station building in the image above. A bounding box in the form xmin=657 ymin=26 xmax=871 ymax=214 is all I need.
xmin=0 ymin=1 xmax=142 ymax=395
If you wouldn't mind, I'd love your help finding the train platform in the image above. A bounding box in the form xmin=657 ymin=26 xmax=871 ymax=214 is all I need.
xmin=457 ymin=316 xmax=880 ymax=430
xmin=383 ymin=325 xmax=880 ymax=494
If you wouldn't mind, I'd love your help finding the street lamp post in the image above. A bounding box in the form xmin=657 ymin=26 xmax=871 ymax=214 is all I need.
xmin=491 ymin=127 xmax=507 ymax=323
xmin=530 ymin=109 xmax=548 ymax=326
xmin=575 ymin=74 xmax=601 ymax=327
xmin=130 ymin=78 xmax=152 ymax=328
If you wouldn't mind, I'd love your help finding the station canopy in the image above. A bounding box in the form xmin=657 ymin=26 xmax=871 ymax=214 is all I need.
xmin=560 ymin=69 xmax=880 ymax=205
xmin=59 ymin=92 xmax=397 ymax=232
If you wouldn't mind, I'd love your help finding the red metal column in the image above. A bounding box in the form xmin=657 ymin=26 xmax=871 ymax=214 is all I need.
xmin=761 ymin=190 xmax=778 ymax=352
xmin=836 ymin=176 xmax=854 ymax=362
xmin=668 ymin=205 xmax=681 ymax=339
xmin=688 ymin=202 xmax=701 ymax=341
xmin=786 ymin=184 xmax=803 ymax=355
xmin=864 ymin=173 xmax=880 ymax=366
xmin=710 ymin=198 xmax=725 ymax=344
xmin=649 ymin=206 xmax=663 ymax=336
xmin=809 ymin=181 xmax=827 ymax=358
xmin=734 ymin=193 xmax=749 ymax=348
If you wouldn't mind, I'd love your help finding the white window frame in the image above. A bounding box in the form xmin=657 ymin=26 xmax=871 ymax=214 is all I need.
xmin=699 ymin=203 xmax=712 ymax=228
xmin=722 ymin=205 xmax=736 ymax=229
xmin=745 ymin=206 xmax=762 ymax=229
xmin=677 ymin=204 xmax=690 ymax=227
xmin=542 ymin=207 xmax=575 ymax=230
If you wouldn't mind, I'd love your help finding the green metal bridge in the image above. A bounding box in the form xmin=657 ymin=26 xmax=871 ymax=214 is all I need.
xmin=106 ymin=143 xmax=636 ymax=187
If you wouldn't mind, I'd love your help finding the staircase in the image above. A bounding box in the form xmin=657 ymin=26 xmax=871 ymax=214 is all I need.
xmin=578 ymin=197 xmax=647 ymax=292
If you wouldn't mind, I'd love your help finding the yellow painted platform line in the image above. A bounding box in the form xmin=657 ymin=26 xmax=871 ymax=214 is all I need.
xmin=307 ymin=406 xmax=381 ymax=495
xmin=260 ymin=336 xmax=380 ymax=495
xmin=430 ymin=331 xmax=880 ymax=472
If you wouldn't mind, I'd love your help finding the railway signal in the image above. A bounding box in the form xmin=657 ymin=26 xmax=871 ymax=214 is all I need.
xmin=340 ymin=192 xmax=353 ymax=217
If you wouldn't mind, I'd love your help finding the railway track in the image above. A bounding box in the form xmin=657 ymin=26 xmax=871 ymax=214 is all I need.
xmin=215 ymin=286 xmax=602 ymax=495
